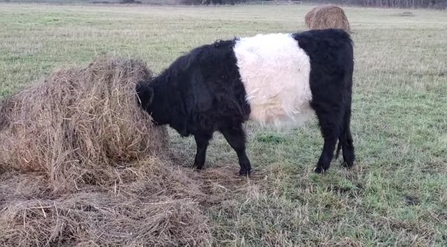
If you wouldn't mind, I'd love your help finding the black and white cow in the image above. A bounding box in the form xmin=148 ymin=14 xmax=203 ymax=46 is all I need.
xmin=136 ymin=28 xmax=355 ymax=175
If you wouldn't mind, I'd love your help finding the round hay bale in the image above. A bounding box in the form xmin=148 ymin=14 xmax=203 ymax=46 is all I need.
xmin=304 ymin=6 xmax=316 ymax=28
xmin=304 ymin=5 xmax=327 ymax=29
xmin=0 ymin=56 xmax=170 ymax=191
xmin=305 ymin=5 xmax=351 ymax=33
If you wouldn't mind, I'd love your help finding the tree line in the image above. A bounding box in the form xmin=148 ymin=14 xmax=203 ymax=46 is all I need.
xmin=308 ymin=0 xmax=446 ymax=9
xmin=178 ymin=0 xmax=447 ymax=9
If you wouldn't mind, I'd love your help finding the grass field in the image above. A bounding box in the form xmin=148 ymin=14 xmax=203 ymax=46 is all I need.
xmin=1 ymin=2 xmax=446 ymax=246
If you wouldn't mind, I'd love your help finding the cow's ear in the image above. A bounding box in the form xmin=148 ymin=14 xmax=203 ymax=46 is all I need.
xmin=136 ymin=81 xmax=154 ymax=110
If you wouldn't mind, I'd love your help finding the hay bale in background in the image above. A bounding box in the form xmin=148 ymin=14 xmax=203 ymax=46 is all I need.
xmin=305 ymin=5 xmax=351 ymax=33
xmin=0 ymin=56 xmax=169 ymax=192
xmin=304 ymin=4 xmax=322 ymax=28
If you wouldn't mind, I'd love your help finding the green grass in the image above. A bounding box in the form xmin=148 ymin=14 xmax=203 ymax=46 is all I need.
xmin=1 ymin=3 xmax=446 ymax=246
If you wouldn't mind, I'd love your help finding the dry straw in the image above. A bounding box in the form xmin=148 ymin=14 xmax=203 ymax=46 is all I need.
xmin=0 ymin=56 xmax=212 ymax=246
xmin=305 ymin=5 xmax=351 ymax=33
xmin=0 ymin=165 xmax=211 ymax=247
xmin=0 ymin=56 xmax=170 ymax=191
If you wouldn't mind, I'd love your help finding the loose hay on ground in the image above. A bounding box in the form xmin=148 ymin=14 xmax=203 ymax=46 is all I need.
xmin=0 ymin=165 xmax=211 ymax=247
xmin=305 ymin=5 xmax=351 ymax=33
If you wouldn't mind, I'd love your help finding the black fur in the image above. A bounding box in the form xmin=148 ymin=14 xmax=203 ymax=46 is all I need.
xmin=136 ymin=39 xmax=252 ymax=175
xmin=294 ymin=29 xmax=355 ymax=173
xmin=137 ymin=29 xmax=355 ymax=175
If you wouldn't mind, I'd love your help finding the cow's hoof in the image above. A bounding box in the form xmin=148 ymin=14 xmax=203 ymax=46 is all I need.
xmin=313 ymin=166 xmax=326 ymax=174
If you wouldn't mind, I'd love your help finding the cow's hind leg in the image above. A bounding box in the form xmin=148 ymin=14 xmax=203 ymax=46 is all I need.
xmin=313 ymin=109 xmax=343 ymax=174
xmin=340 ymin=128 xmax=355 ymax=168
xmin=220 ymin=124 xmax=251 ymax=176
xmin=339 ymin=106 xmax=355 ymax=168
